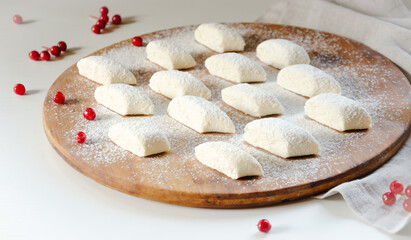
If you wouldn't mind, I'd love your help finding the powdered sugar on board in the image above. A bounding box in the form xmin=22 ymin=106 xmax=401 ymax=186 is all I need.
xmin=44 ymin=23 xmax=410 ymax=195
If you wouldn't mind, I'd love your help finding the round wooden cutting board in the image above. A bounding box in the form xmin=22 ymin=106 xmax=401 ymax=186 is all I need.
xmin=43 ymin=23 xmax=411 ymax=208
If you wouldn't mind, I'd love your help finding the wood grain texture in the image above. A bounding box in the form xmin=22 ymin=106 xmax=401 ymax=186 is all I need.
xmin=43 ymin=23 xmax=411 ymax=208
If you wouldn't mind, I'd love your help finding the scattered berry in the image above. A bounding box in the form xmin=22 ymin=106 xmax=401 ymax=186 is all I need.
xmin=382 ymin=192 xmax=396 ymax=206
xmin=75 ymin=132 xmax=87 ymax=144
xmin=404 ymin=199 xmax=411 ymax=212
xmin=53 ymin=92 xmax=65 ymax=104
xmin=57 ymin=41 xmax=67 ymax=51
xmin=29 ymin=51 xmax=40 ymax=61
xmin=40 ymin=51 xmax=50 ymax=61
xmin=132 ymin=36 xmax=143 ymax=46
xmin=100 ymin=14 xmax=109 ymax=23
xmin=100 ymin=6 xmax=109 ymax=16
xmin=257 ymin=219 xmax=271 ymax=233
xmin=405 ymin=185 xmax=411 ymax=198
xmin=49 ymin=46 xmax=61 ymax=57
xmin=91 ymin=24 xmax=101 ymax=34
xmin=96 ymin=19 xmax=106 ymax=29
xmin=13 ymin=14 xmax=23 ymax=24
xmin=112 ymin=14 xmax=121 ymax=24
xmin=13 ymin=84 xmax=26 ymax=95
xmin=83 ymin=108 xmax=96 ymax=120
xmin=390 ymin=180 xmax=404 ymax=194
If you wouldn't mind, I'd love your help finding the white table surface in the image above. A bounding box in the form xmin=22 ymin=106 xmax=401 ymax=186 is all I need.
xmin=1 ymin=0 xmax=410 ymax=239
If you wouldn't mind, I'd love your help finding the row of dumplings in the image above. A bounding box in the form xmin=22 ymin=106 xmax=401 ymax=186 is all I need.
xmin=75 ymin=23 xmax=371 ymax=179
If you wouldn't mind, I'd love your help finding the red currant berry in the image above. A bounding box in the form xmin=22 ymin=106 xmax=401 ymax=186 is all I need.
xmin=84 ymin=108 xmax=96 ymax=120
xmin=75 ymin=132 xmax=87 ymax=144
xmin=132 ymin=36 xmax=143 ymax=47
xmin=405 ymin=185 xmax=411 ymax=198
xmin=100 ymin=6 xmax=109 ymax=15
xmin=13 ymin=14 xmax=23 ymax=24
xmin=29 ymin=51 xmax=40 ymax=61
xmin=13 ymin=83 xmax=26 ymax=95
xmin=112 ymin=14 xmax=121 ymax=24
xmin=53 ymin=91 xmax=65 ymax=104
xmin=50 ymin=46 xmax=61 ymax=57
xmin=257 ymin=219 xmax=271 ymax=233
xmin=404 ymin=199 xmax=411 ymax=212
xmin=91 ymin=24 xmax=101 ymax=34
xmin=96 ymin=19 xmax=106 ymax=29
xmin=382 ymin=192 xmax=396 ymax=206
xmin=390 ymin=180 xmax=404 ymax=194
xmin=40 ymin=51 xmax=50 ymax=61
xmin=100 ymin=14 xmax=109 ymax=23
xmin=57 ymin=41 xmax=67 ymax=51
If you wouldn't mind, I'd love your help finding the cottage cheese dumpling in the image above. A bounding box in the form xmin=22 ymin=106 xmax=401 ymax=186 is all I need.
xmin=149 ymin=70 xmax=211 ymax=99
xmin=277 ymin=64 xmax=341 ymax=97
xmin=256 ymin=39 xmax=310 ymax=69
xmin=221 ymin=84 xmax=284 ymax=117
xmin=244 ymin=118 xmax=320 ymax=158
xmin=77 ymin=56 xmax=136 ymax=85
xmin=108 ymin=122 xmax=170 ymax=157
xmin=205 ymin=53 xmax=266 ymax=83
xmin=305 ymin=93 xmax=372 ymax=131
xmin=195 ymin=141 xmax=263 ymax=179
xmin=194 ymin=23 xmax=245 ymax=53
xmin=167 ymin=95 xmax=235 ymax=133
xmin=94 ymin=84 xmax=154 ymax=116
xmin=146 ymin=40 xmax=196 ymax=70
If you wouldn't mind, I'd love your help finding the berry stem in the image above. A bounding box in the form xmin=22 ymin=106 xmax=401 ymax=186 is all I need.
xmin=89 ymin=15 xmax=99 ymax=20
xmin=42 ymin=46 xmax=50 ymax=51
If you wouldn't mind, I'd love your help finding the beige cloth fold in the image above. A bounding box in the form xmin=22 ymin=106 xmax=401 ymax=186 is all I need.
xmin=257 ymin=0 xmax=411 ymax=233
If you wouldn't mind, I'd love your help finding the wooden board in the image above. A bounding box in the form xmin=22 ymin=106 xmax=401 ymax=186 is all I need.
xmin=43 ymin=23 xmax=411 ymax=208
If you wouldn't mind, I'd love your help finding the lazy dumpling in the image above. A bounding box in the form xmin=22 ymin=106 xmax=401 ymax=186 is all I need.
xmin=276 ymin=64 xmax=341 ymax=98
xmin=194 ymin=23 xmax=245 ymax=53
xmin=146 ymin=40 xmax=196 ymax=70
xmin=305 ymin=93 xmax=372 ymax=131
xmin=221 ymin=83 xmax=284 ymax=117
xmin=149 ymin=70 xmax=211 ymax=99
xmin=205 ymin=53 xmax=266 ymax=83
xmin=244 ymin=118 xmax=320 ymax=158
xmin=195 ymin=141 xmax=263 ymax=179
xmin=94 ymin=84 xmax=154 ymax=116
xmin=256 ymin=39 xmax=310 ymax=69
xmin=77 ymin=56 xmax=137 ymax=85
xmin=167 ymin=95 xmax=235 ymax=133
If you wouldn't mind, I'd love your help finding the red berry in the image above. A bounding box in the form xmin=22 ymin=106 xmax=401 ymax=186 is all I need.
xmin=100 ymin=14 xmax=109 ymax=23
xmin=29 ymin=51 xmax=40 ymax=61
xmin=100 ymin=6 xmax=109 ymax=15
xmin=405 ymin=185 xmax=411 ymax=198
xmin=112 ymin=14 xmax=121 ymax=24
xmin=132 ymin=36 xmax=143 ymax=47
xmin=40 ymin=51 xmax=50 ymax=61
xmin=75 ymin=132 xmax=87 ymax=144
xmin=13 ymin=14 xmax=22 ymax=24
xmin=382 ymin=192 xmax=396 ymax=206
xmin=83 ymin=108 xmax=96 ymax=120
xmin=257 ymin=219 xmax=271 ymax=233
xmin=50 ymin=46 xmax=61 ymax=57
xmin=390 ymin=180 xmax=404 ymax=194
xmin=53 ymin=91 xmax=65 ymax=104
xmin=57 ymin=41 xmax=67 ymax=51
xmin=13 ymin=84 xmax=26 ymax=95
xmin=91 ymin=24 xmax=101 ymax=34
xmin=96 ymin=19 xmax=106 ymax=29
xmin=404 ymin=199 xmax=411 ymax=212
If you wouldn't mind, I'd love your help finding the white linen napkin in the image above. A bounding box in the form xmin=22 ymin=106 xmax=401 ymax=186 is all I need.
xmin=257 ymin=0 xmax=411 ymax=233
